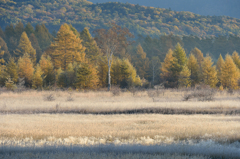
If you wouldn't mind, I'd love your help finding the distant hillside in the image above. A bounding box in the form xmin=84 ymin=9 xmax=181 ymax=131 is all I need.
xmin=0 ymin=0 xmax=240 ymax=37
xmin=90 ymin=0 xmax=240 ymax=19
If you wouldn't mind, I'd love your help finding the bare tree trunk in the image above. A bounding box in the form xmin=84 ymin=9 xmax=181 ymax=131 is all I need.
xmin=108 ymin=60 xmax=111 ymax=91
xmin=152 ymin=65 xmax=155 ymax=86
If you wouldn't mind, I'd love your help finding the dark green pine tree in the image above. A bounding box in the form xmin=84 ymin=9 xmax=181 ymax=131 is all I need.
xmin=4 ymin=24 xmax=17 ymax=54
xmin=74 ymin=63 xmax=91 ymax=89
xmin=80 ymin=28 xmax=100 ymax=63
xmin=29 ymin=33 xmax=42 ymax=63
xmin=0 ymin=37 xmax=10 ymax=62
xmin=170 ymin=43 xmax=187 ymax=87
xmin=14 ymin=21 xmax=24 ymax=42
xmin=0 ymin=26 xmax=5 ymax=40
xmin=119 ymin=60 xmax=131 ymax=88
xmin=4 ymin=24 xmax=15 ymax=38
xmin=24 ymin=22 xmax=35 ymax=37
xmin=5 ymin=57 xmax=18 ymax=83
xmin=35 ymin=24 xmax=52 ymax=51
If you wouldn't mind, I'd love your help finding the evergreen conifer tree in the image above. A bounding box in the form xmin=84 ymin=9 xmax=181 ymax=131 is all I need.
xmin=0 ymin=46 xmax=5 ymax=65
xmin=0 ymin=65 xmax=8 ymax=86
xmin=29 ymin=33 xmax=42 ymax=63
xmin=0 ymin=37 xmax=10 ymax=62
xmin=0 ymin=26 xmax=5 ymax=39
xmin=5 ymin=57 xmax=18 ymax=83
xmin=221 ymin=54 xmax=240 ymax=89
xmin=133 ymin=44 xmax=150 ymax=79
xmin=201 ymin=55 xmax=218 ymax=87
xmin=35 ymin=24 xmax=52 ymax=51
xmin=190 ymin=47 xmax=204 ymax=68
xmin=56 ymin=67 xmax=63 ymax=87
xmin=24 ymin=22 xmax=34 ymax=36
xmin=97 ymin=57 xmax=108 ymax=87
xmin=178 ymin=64 xmax=191 ymax=88
xmin=216 ymin=54 xmax=225 ymax=85
xmin=75 ymin=63 xmax=99 ymax=89
xmin=232 ymin=51 xmax=240 ymax=69
xmin=48 ymin=24 xmax=86 ymax=70
xmin=170 ymin=43 xmax=187 ymax=87
xmin=111 ymin=58 xmax=141 ymax=88
xmin=18 ymin=53 xmax=34 ymax=87
xmin=32 ymin=64 xmax=43 ymax=89
xmin=80 ymin=28 xmax=100 ymax=63
xmin=39 ymin=55 xmax=54 ymax=86
xmin=160 ymin=49 xmax=174 ymax=81
xmin=15 ymin=32 xmax=36 ymax=64
xmin=14 ymin=21 xmax=24 ymax=41
xmin=187 ymin=54 xmax=199 ymax=86
xmin=5 ymin=77 xmax=16 ymax=90
xmin=4 ymin=24 xmax=17 ymax=54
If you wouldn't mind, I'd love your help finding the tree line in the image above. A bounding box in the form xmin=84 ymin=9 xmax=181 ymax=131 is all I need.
xmin=0 ymin=22 xmax=240 ymax=90
xmin=160 ymin=45 xmax=240 ymax=89
xmin=0 ymin=22 xmax=141 ymax=90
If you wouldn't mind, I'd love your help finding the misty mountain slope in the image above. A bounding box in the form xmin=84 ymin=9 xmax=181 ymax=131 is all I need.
xmin=90 ymin=0 xmax=240 ymax=19
xmin=0 ymin=0 xmax=240 ymax=37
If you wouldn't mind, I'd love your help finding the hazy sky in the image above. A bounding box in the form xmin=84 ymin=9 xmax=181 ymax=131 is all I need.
xmin=89 ymin=0 xmax=240 ymax=19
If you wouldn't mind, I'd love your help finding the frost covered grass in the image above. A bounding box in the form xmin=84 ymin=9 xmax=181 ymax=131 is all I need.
xmin=0 ymin=152 xmax=209 ymax=159
xmin=0 ymin=90 xmax=239 ymax=114
xmin=1 ymin=114 xmax=240 ymax=142
xmin=1 ymin=141 xmax=240 ymax=159
xmin=1 ymin=90 xmax=240 ymax=158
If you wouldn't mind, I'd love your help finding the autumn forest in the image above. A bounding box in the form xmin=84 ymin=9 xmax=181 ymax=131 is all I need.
xmin=0 ymin=21 xmax=240 ymax=90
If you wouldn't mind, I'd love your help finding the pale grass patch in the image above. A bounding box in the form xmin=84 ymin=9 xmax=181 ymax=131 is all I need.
xmin=1 ymin=114 xmax=240 ymax=142
xmin=0 ymin=90 xmax=239 ymax=113
xmin=1 ymin=90 xmax=240 ymax=158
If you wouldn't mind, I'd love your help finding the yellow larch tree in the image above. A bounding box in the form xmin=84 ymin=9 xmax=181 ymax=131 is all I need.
xmin=232 ymin=51 xmax=240 ymax=69
xmin=216 ymin=54 xmax=225 ymax=85
xmin=190 ymin=47 xmax=204 ymax=68
xmin=132 ymin=44 xmax=150 ymax=80
xmin=201 ymin=55 xmax=218 ymax=87
xmin=5 ymin=57 xmax=18 ymax=83
xmin=74 ymin=63 xmax=99 ymax=89
xmin=0 ymin=46 xmax=5 ymax=65
xmin=221 ymin=54 xmax=240 ymax=89
xmin=111 ymin=58 xmax=141 ymax=88
xmin=15 ymin=32 xmax=36 ymax=64
xmin=47 ymin=24 xmax=86 ymax=70
xmin=160 ymin=49 xmax=174 ymax=81
xmin=178 ymin=64 xmax=191 ymax=88
xmin=18 ymin=53 xmax=34 ymax=87
xmin=39 ymin=55 xmax=54 ymax=86
xmin=32 ymin=64 xmax=43 ymax=89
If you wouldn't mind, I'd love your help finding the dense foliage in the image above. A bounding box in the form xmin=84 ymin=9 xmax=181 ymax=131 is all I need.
xmin=1 ymin=0 xmax=240 ymax=37
xmin=1 ymin=22 xmax=240 ymax=90
xmin=90 ymin=0 xmax=240 ymax=19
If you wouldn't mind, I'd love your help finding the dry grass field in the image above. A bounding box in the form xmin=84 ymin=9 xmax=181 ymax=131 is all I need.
xmin=1 ymin=89 xmax=240 ymax=158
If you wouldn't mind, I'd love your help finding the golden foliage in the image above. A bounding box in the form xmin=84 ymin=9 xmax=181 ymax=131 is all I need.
xmin=32 ymin=64 xmax=43 ymax=89
xmin=201 ymin=55 xmax=218 ymax=87
xmin=48 ymin=24 xmax=86 ymax=70
xmin=18 ymin=53 xmax=34 ymax=86
xmin=160 ymin=49 xmax=174 ymax=80
xmin=221 ymin=54 xmax=240 ymax=89
xmin=15 ymin=31 xmax=36 ymax=64
xmin=216 ymin=54 xmax=225 ymax=84
xmin=187 ymin=54 xmax=199 ymax=86
xmin=178 ymin=64 xmax=191 ymax=88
